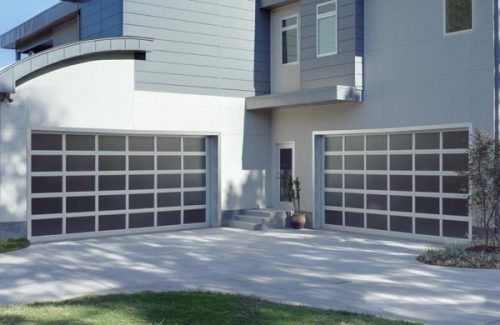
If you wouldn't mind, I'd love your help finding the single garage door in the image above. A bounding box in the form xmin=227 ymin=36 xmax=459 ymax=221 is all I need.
xmin=29 ymin=131 xmax=212 ymax=242
xmin=322 ymin=128 xmax=471 ymax=240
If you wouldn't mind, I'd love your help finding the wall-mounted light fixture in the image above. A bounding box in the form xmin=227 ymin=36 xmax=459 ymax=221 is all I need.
xmin=0 ymin=93 xmax=13 ymax=103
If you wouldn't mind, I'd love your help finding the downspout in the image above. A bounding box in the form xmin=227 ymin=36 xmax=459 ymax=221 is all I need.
xmin=495 ymin=0 xmax=500 ymax=234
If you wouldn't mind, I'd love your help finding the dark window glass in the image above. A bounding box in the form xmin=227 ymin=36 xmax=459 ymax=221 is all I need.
xmin=184 ymin=155 xmax=206 ymax=170
xmin=31 ymin=218 xmax=62 ymax=236
xmin=415 ymin=154 xmax=439 ymax=171
xmin=367 ymin=155 xmax=387 ymax=170
xmin=184 ymin=138 xmax=206 ymax=152
xmin=184 ymin=209 xmax=206 ymax=224
xmin=325 ymin=210 xmax=343 ymax=225
xmin=345 ymin=155 xmax=364 ymax=170
xmin=443 ymin=220 xmax=469 ymax=238
xmin=129 ymin=175 xmax=155 ymax=190
xmin=158 ymin=210 xmax=182 ymax=226
xmin=345 ymin=136 xmax=364 ymax=151
xmin=66 ymin=216 xmax=95 ymax=234
xmin=443 ymin=176 xmax=468 ymax=194
xmin=129 ymin=136 xmax=154 ymax=151
xmin=31 ymin=155 xmax=62 ymax=172
xmin=67 ymin=155 xmax=95 ymax=171
xmin=67 ymin=196 xmax=95 ymax=213
xmin=345 ymin=193 xmax=364 ymax=208
xmin=415 ymin=176 xmax=440 ymax=193
xmin=443 ymin=198 xmax=468 ymax=216
xmin=367 ymin=195 xmax=387 ymax=210
xmin=184 ymin=191 xmax=206 ymax=206
xmin=184 ymin=173 xmax=206 ymax=188
xmin=367 ymin=214 xmax=387 ymax=230
xmin=416 ymin=218 xmax=440 ymax=236
xmin=99 ymin=156 xmax=125 ymax=171
xmin=66 ymin=135 xmax=95 ymax=151
xmin=158 ymin=156 xmax=182 ymax=170
xmin=158 ymin=174 xmax=181 ymax=189
xmin=325 ymin=174 xmax=342 ymax=188
xmin=67 ymin=176 xmax=95 ymax=192
xmin=32 ymin=176 xmax=62 ymax=193
xmin=325 ymin=156 xmax=342 ymax=170
xmin=443 ymin=131 xmax=469 ymax=148
xmin=390 ymin=134 xmax=412 ymax=150
xmin=390 ymin=196 xmax=412 ymax=212
xmin=282 ymin=26 xmax=298 ymax=64
xmin=129 ymin=193 xmax=154 ymax=209
xmin=325 ymin=137 xmax=342 ymax=151
xmin=32 ymin=197 xmax=62 ymax=215
xmin=415 ymin=197 xmax=439 ymax=215
xmin=129 ymin=212 xmax=155 ymax=228
xmin=325 ymin=192 xmax=342 ymax=207
xmin=390 ymin=155 xmax=412 ymax=170
xmin=31 ymin=134 xmax=62 ymax=151
xmin=390 ymin=215 xmax=412 ymax=233
xmin=99 ymin=195 xmax=126 ymax=211
xmin=446 ymin=0 xmax=472 ymax=33
xmin=443 ymin=154 xmax=468 ymax=171
xmin=367 ymin=175 xmax=387 ymax=190
xmin=99 ymin=175 xmax=126 ymax=191
xmin=129 ymin=156 xmax=154 ymax=171
xmin=158 ymin=192 xmax=181 ymax=207
xmin=415 ymin=133 xmax=440 ymax=150
xmin=390 ymin=175 xmax=412 ymax=192
xmin=366 ymin=135 xmax=387 ymax=151
xmin=99 ymin=136 xmax=125 ymax=151
xmin=345 ymin=174 xmax=364 ymax=189
xmin=99 ymin=214 xmax=126 ymax=231
xmin=157 ymin=137 xmax=181 ymax=152
xmin=345 ymin=212 xmax=364 ymax=228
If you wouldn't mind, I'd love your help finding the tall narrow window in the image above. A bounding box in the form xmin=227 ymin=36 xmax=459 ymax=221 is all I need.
xmin=317 ymin=1 xmax=337 ymax=57
xmin=281 ymin=16 xmax=298 ymax=64
xmin=445 ymin=0 xmax=473 ymax=34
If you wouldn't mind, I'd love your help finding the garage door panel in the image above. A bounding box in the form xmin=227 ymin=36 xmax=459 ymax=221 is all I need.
xmin=322 ymin=128 xmax=471 ymax=240
xmin=30 ymin=132 xmax=212 ymax=241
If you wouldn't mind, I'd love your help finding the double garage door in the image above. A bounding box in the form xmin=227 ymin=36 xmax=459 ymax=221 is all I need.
xmin=29 ymin=131 xmax=211 ymax=242
xmin=322 ymin=128 xmax=471 ymax=240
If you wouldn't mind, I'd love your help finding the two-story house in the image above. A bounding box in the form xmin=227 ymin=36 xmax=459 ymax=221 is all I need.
xmin=0 ymin=0 xmax=495 ymax=243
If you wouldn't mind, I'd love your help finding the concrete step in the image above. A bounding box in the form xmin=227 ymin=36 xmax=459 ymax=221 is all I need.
xmin=235 ymin=214 xmax=268 ymax=225
xmin=228 ymin=219 xmax=263 ymax=231
xmin=243 ymin=209 xmax=276 ymax=218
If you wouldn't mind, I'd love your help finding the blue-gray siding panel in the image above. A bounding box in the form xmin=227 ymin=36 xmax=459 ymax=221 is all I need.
xmin=300 ymin=0 xmax=364 ymax=90
xmin=123 ymin=0 xmax=270 ymax=97
xmin=80 ymin=0 xmax=124 ymax=41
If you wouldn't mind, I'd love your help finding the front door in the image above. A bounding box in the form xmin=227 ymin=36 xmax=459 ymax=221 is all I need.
xmin=276 ymin=143 xmax=294 ymax=210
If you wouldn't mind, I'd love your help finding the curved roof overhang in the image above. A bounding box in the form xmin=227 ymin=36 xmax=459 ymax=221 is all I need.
xmin=0 ymin=37 xmax=154 ymax=94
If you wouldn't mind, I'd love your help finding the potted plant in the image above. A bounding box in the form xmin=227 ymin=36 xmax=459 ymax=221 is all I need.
xmin=287 ymin=175 xmax=306 ymax=229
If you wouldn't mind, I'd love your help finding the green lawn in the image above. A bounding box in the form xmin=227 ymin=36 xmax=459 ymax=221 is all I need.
xmin=0 ymin=291 xmax=418 ymax=325
xmin=0 ymin=238 xmax=29 ymax=253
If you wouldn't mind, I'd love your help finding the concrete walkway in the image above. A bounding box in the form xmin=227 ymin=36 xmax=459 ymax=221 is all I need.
xmin=0 ymin=228 xmax=499 ymax=325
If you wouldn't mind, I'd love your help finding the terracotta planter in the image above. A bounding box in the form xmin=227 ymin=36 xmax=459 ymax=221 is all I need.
xmin=291 ymin=213 xmax=306 ymax=229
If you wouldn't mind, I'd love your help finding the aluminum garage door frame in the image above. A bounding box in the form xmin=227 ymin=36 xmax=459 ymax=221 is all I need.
xmin=313 ymin=123 xmax=473 ymax=242
xmin=27 ymin=128 xmax=220 ymax=243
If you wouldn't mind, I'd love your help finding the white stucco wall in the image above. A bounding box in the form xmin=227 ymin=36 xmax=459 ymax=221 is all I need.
xmin=0 ymin=58 xmax=271 ymax=223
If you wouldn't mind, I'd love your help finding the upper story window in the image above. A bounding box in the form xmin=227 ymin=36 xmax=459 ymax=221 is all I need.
xmin=281 ymin=16 xmax=298 ymax=64
xmin=317 ymin=1 xmax=337 ymax=57
xmin=445 ymin=0 xmax=473 ymax=34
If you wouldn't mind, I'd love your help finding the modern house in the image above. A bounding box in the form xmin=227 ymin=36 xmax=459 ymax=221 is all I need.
xmin=0 ymin=0 xmax=494 ymax=243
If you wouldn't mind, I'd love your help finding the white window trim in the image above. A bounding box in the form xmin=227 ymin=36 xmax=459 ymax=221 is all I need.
xmin=316 ymin=0 xmax=338 ymax=58
xmin=281 ymin=14 xmax=299 ymax=65
xmin=443 ymin=0 xmax=475 ymax=36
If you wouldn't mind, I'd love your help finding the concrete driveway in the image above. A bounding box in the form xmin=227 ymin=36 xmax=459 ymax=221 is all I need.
xmin=0 ymin=228 xmax=499 ymax=325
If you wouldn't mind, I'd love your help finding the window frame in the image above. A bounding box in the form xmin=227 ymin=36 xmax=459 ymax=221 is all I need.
xmin=443 ymin=0 xmax=474 ymax=36
xmin=316 ymin=0 xmax=338 ymax=58
xmin=280 ymin=14 xmax=299 ymax=65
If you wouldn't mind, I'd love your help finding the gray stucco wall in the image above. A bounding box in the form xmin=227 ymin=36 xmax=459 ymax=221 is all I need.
xmin=80 ymin=0 xmax=123 ymax=41
xmin=271 ymin=0 xmax=495 ymax=213
xmin=123 ymin=0 xmax=270 ymax=97
xmin=300 ymin=0 xmax=364 ymax=90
